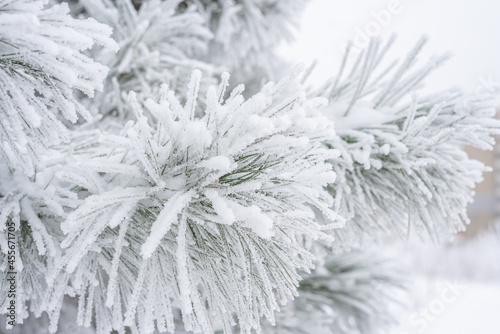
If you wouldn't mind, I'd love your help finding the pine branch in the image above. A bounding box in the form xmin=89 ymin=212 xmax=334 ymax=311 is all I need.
xmin=0 ymin=0 xmax=118 ymax=175
xmin=74 ymin=0 xmax=214 ymax=119
xmin=315 ymin=38 xmax=500 ymax=249
xmin=183 ymin=0 xmax=308 ymax=93
xmin=0 ymin=160 xmax=79 ymax=328
xmin=47 ymin=68 xmax=342 ymax=334
xmin=264 ymin=251 xmax=406 ymax=334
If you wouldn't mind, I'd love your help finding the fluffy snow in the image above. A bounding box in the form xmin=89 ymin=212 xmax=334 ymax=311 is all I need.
xmin=324 ymin=101 xmax=399 ymax=130
xmin=231 ymin=203 xmax=274 ymax=239
xmin=199 ymin=156 xmax=235 ymax=172
xmin=141 ymin=190 xmax=196 ymax=259
xmin=204 ymin=189 xmax=235 ymax=225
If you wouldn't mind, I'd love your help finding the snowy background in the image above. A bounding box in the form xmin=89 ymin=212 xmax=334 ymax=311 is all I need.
xmin=279 ymin=0 xmax=500 ymax=95
xmin=280 ymin=1 xmax=500 ymax=333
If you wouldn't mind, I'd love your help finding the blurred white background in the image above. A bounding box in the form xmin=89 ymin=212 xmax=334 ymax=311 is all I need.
xmin=279 ymin=1 xmax=500 ymax=333
xmin=279 ymin=0 xmax=500 ymax=95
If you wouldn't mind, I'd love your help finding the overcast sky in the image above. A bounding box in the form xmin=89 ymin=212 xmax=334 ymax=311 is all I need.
xmin=279 ymin=0 xmax=500 ymax=96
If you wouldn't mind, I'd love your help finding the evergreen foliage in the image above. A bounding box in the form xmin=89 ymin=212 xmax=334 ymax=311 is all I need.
xmin=0 ymin=1 xmax=497 ymax=333
xmin=317 ymin=38 xmax=500 ymax=249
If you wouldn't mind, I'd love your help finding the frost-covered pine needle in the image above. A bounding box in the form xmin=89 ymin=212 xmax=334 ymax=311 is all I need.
xmin=316 ymin=38 xmax=500 ymax=248
xmin=52 ymin=69 xmax=342 ymax=333
xmin=0 ymin=0 xmax=117 ymax=175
